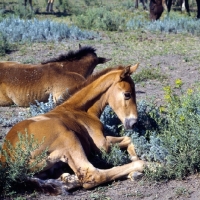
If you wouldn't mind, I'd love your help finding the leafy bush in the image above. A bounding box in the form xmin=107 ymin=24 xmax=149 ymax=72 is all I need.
xmin=13 ymin=0 xmax=35 ymax=19
xmin=127 ymin=14 xmax=200 ymax=36
xmin=0 ymin=32 xmax=15 ymax=56
xmin=145 ymin=82 xmax=200 ymax=180
xmin=29 ymin=94 xmax=55 ymax=116
xmin=0 ymin=132 xmax=48 ymax=197
xmin=100 ymin=101 xmax=168 ymax=164
xmin=146 ymin=16 xmax=200 ymax=36
xmin=74 ymin=7 xmax=126 ymax=31
xmin=0 ymin=16 xmax=99 ymax=43
xmin=100 ymin=144 xmax=130 ymax=166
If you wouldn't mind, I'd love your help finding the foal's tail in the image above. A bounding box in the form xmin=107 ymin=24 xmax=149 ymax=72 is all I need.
xmin=26 ymin=177 xmax=69 ymax=195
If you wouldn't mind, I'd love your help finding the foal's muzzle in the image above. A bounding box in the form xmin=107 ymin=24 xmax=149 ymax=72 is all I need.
xmin=125 ymin=118 xmax=137 ymax=130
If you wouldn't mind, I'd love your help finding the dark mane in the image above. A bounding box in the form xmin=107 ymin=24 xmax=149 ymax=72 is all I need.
xmin=41 ymin=46 xmax=97 ymax=64
xmin=57 ymin=66 xmax=125 ymax=105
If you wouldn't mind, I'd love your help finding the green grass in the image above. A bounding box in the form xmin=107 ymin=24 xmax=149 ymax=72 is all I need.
xmin=132 ymin=67 xmax=168 ymax=83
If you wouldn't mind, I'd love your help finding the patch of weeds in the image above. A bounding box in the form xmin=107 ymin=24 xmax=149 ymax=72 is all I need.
xmin=74 ymin=7 xmax=126 ymax=31
xmin=0 ymin=32 xmax=16 ymax=56
xmin=29 ymin=94 xmax=55 ymax=116
xmin=168 ymin=65 xmax=175 ymax=70
xmin=0 ymin=109 xmax=29 ymax=128
xmin=0 ymin=16 xmax=99 ymax=43
xmin=145 ymin=81 xmax=200 ymax=180
xmin=125 ymin=190 xmax=145 ymax=198
xmin=13 ymin=0 xmax=35 ymax=19
xmin=90 ymin=186 xmax=111 ymax=200
xmin=100 ymin=144 xmax=130 ymax=166
xmin=127 ymin=11 xmax=200 ymax=36
xmin=0 ymin=132 xmax=48 ymax=197
xmin=132 ymin=67 xmax=167 ymax=83
xmin=175 ymin=187 xmax=191 ymax=198
xmin=22 ymin=58 xmax=36 ymax=64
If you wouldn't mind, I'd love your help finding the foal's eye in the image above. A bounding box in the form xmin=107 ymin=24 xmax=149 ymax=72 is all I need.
xmin=124 ymin=92 xmax=132 ymax=100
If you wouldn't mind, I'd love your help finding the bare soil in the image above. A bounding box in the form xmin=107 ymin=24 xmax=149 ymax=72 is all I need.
xmin=0 ymin=30 xmax=200 ymax=199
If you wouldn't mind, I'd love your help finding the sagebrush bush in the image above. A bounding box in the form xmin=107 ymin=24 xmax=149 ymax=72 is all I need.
xmin=127 ymin=14 xmax=200 ymax=36
xmin=74 ymin=7 xmax=126 ymax=31
xmin=132 ymin=67 xmax=167 ymax=83
xmin=0 ymin=32 xmax=15 ymax=56
xmin=0 ymin=132 xmax=48 ymax=197
xmin=0 ymin=16 xmax=99 ymax=43
xmin=29 ymin=94 xmax=55 ymax=116
xmin=145 ymin=82 xmax=200 ymax=180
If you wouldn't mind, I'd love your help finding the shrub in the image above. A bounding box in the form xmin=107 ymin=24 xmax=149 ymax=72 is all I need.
xmin=100 ymin=144 xmax=130 ymax=166
xmin=145 ymin=82 xmax=200 ymax=180
xmin=74 ymin=7 xmax=126 ymax=31
xmin=29 ymin=94 xmax=55 ymax=116
xmin=0 ymin=32 xmax=15 ymax=56
xmin=0 ymin=132 xmax=48 ymax=197
xmin=13 ymin=0 xmax=35 ymax=19
xmin=0 ymin=16 xmax=99 ymax=43
xmin=132 ymin=67 xmax=167 ymax=83
xmin=127 ymin=14 xmax=200 ymax=36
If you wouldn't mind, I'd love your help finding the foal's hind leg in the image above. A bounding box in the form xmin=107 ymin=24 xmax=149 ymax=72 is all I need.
xmin=106 ymin=136 xmax=138 ymax=161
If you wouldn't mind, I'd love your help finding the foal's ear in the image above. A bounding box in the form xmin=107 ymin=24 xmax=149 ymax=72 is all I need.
xmin=79 ymin=44 xmax=82 ymax=49
xmin=130 ymin=63 xmax=139 ymax=74
xmin=120 ymin=63 xmax=139 ymax=79
xmin=98 ymin=57 xmax=112 ymax=64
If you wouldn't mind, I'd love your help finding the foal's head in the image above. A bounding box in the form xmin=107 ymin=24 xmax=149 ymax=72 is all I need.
xmin=107 ymin=64 xmax=139 ymax=130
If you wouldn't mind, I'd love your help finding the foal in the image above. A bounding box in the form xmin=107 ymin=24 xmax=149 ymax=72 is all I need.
xmin=0 ymin=46 xmax=109 ymax=106
xmin=1 ymin=64 xmax=145 ymax=194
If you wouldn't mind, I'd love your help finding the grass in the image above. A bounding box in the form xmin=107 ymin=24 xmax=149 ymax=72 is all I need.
xmin=132 ymin=67 xmax=168 ymax=83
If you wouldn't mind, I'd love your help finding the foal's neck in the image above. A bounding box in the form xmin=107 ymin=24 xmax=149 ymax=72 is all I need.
xmin=61 ymin=71 xmax=116 ymax=112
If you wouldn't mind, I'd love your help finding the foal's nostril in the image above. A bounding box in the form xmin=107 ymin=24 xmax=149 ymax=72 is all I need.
xmin=125 ymin=118 xmax=137 ymax=130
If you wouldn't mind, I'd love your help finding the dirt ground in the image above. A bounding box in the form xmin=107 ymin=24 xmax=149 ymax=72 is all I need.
xmin=0 ymin=30 xmax=200 ymax=199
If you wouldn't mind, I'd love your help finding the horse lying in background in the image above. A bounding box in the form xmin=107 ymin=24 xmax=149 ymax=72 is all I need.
xmin=41 ymin=46 xmax=110 ymax=79
xmin=0 ymin=46 xmax=110 ymax=107
xmin=0 ymin=64 xmax=145 ymax=194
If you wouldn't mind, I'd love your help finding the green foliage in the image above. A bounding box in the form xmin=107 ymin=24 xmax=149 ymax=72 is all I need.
xmin=132 ymin=67 xmax=167 ymax=83
xmin=100 ymin=144 xmax=130 ymax=166
xmin=0 ymin=132 xmax=48 ymax=197
xmin=145 ymin=82 xmax=200 ymax=180
xmin=74 ymin=7 xmax=126 ymax=31
xmin=0 ymin=32 xmax=15 ymax=56
xmin=29 ymin=94 xmax=55 ymax=116
xmin=0 ymin=16 xmax=99 ymax=43
xmin=13 ymin=0 xmax=35 ymax=19
xmin=127 ymin=13 xmax=200 ymax=36
xmin=54 ymin=0 xmax=73 ymax=14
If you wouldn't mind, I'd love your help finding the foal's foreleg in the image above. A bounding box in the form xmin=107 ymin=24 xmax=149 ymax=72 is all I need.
xmin=106 ymin=136 xmax=138 ymax=161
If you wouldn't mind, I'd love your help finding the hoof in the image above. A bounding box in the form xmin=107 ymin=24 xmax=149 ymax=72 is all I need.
xmin=128 ymin=171 xmax=143 ymax=181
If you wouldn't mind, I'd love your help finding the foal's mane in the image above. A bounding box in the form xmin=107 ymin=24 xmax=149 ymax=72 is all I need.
xmin=57 ymin=66 xmax=125 ymax=105
xmin=41 ymin=46 xmax=97 ymax=64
